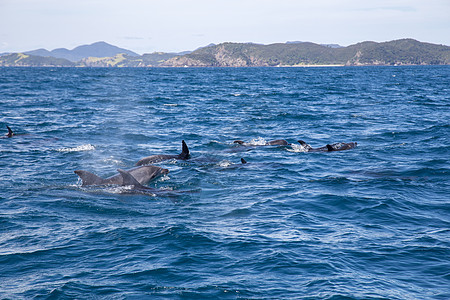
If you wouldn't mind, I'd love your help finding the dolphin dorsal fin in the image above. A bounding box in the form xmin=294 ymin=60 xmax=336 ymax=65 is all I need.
xmin=179 ymin=140 xmax=190 ymax=159
xmin=74 ymin=170 xmax=105 ymax=186
xmin=117 ymin=169 xmax=144 ymax=187
xmin=298 ymin=140 xmax=312 ymax=151
xmin=326 ymin=144 xmax=334 ymax=151
xmin=241 ymin=158 xmax=247 ymax=164
xmin=6 ymin=126 xmax=13 ymax=138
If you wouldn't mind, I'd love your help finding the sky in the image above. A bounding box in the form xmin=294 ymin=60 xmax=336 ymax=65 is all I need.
xmin=1 ymin=0 xmax=449 ymax=54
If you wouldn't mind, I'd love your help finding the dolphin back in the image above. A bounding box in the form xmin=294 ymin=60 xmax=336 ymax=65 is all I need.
xmin=267 ymin=139 xmax=289 ymax=146
xmin=117 ymin=169 xmax=159 ymax=194
xmin=127 ymin=165 xmax=169 ymax=184
xmin=136 ymin=140 xmax=190 ymax=166
xmin=74 ymin=170 xmax=106 ymax=186
xmin=298 ymin=140 xmax=313 ymax=151
xmin=326 ymin=142 xmax=357 ymax=151
xmin=136 ymin=155 xmax=174 ymax=166
xmin=117 ymin=169 xmax=145 ymax=188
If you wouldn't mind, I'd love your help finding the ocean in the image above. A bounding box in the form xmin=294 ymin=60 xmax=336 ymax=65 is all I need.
xmin=0 ymin=66 xmax=449 ymax=299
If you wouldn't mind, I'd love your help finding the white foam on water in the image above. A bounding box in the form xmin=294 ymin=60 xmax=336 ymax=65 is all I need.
xmin=249 ymin=137 xmax=267 ymax=145
xmin=102 ymin=157 xmax=125 ymax=166
xmin=69 ymin=182 xmax=81 ymax=188
xmin=287 ymin=144 xmax=308 ymax=153
xmin=105 ymin=185 xmax=133 ymax=194
xmin=57 ymin=144 xmax=95 ymax=152
xmin=218 ymin=160 xmax=232 ymax=167
xmin=158 ymin=175 xmax=171 ymax=182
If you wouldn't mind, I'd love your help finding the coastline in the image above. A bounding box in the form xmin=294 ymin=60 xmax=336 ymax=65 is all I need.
xmin=1 ymin=39 xmax=449 ymax=68
xmin=1 ymin=64 xmax=449 ymax=68
xmin=280 ymin=64 xmax=345 ymax=67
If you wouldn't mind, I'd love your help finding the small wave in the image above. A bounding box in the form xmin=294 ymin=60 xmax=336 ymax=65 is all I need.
xmin=221 ymin=208 xmax=252 ymax=218
xmin=385 ymin=143 xmax=407 ymax=148
xmin=56 ymin=144 xmax=95 ymax=152
xmin=163 ymin=103 xmax=178 ymax=107
xmin=209 ymin=140 xmax=227 ymax=145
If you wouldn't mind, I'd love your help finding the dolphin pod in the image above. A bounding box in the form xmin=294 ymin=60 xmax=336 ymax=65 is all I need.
xmin=76 ymin=166 xmax=193 ymax=196
xmin=298 ymin=140 xmax=357 ymax=152
xmin=233 ymin=138 xmax=357 ymax=152
xmin=135 ymin=140 xmax=190 ymax=166
xmin=73 ymin=141 xmax=190 ymax=194
xmin=73 ymin=140 xmax=190 ymax=194
xmin=72 ymin=138 xmax=357 ymax=195
xmin=77 ymin=168 xmax=168 ymax=195
xmin=74 ymin=165 xmax=168 ymax=186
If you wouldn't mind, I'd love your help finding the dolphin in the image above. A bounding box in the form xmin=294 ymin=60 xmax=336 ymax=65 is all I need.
xmin=117 ymin=169 xmax=200 ymax=196
xmin=2 ymin=125 xmax=14 ymax=138
xmin=74 ymin=165 xmax=168 ymax=186
xmin=116 ymin=169 xmax=157 ymax=193
xmin=297 ymin=140 xmax=328 ymax=152
xmin=326 ymin=142 xmax=357 ymax=151
xmin=135 ymin=140 xmax=190 ymax=166
xmin=2 ymin=126 xmax=33 ymax=138
xmin=233 ymin=139 xmax=290 ymax=146
xmin=298 ymin=140 xmax=357 ymax=152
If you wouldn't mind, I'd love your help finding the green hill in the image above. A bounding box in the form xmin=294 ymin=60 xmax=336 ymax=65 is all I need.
xmin=77 ymin=52 xmax=179 ymax=67
xmin=0 ymin=53 xmax=75 ymax=67
xmin=1 ymin=39 xmax=449 ymax=67
xmin=79 ymin=53 xmax=137 ymax=67
xmin=342 ymin=39 xmax=450 ymax=65
xmin=0 ymin=52 xmax=178 ymax=67
xmin=25 ymin=41 xmax=140 ymax=62
xmin=162 ymin=39 xmax=450 ymax=67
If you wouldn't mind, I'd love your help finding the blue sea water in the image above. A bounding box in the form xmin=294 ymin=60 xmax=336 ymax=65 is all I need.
xmin=0 ymin=66 xmax=449 ymax=299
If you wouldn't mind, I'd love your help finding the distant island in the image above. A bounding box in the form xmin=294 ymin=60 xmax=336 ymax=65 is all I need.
xmin=1 ymin=39 xmax=449 ymax=67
